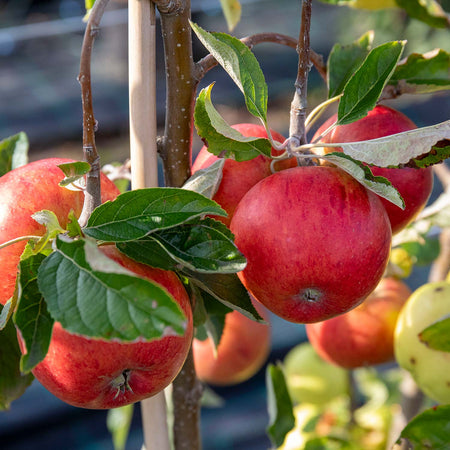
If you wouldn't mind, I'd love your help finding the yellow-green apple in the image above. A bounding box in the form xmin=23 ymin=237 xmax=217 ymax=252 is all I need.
xmin=306 ymin=277 xmax=412 ymax=368
xmin=192 ymin=123 xmax=296 ymax=226
xmin=0 ymin=157 xmax=120 ymax=306
xmin=230 ymin=165 xmax=392 ymax=323
xmin=28 ymin=245 xmax=194 ymax=409
xmin=394 ymin=280 xmax=450 ymax=404
xmin=193 ymin=303 xmax=271 ymax=385
xmin=312 ymin=105 xmax=434 ymax=234
xmin=283 ymin=342 xmax=348 ymax=405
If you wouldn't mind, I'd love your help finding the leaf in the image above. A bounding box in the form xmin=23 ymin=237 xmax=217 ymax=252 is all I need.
xmin=58 ymin=161 xmax=91 ymax=187
xmin=182 ymin=159 xmax=225 ymax=200
xmin=389 ymin=49 xmax=450 ymax=94
xmin=118 ymin=218 xmax=246 ymax=274
xmin=419 ymin=315 xmax=450 ymax=352
xmin=37 ymin=236 xmax=188 ymax=341
xmin=323 ymin=153 xmax=405 ymax=208
xmin=190 ymin=22 xmax=268 ymax=122
xmin=266 ymin=363 xmax=295 ymax=448
xmin=0 ymin=132 xmax=28 ymax=177
xmin=194 ymin=84 xmax=272 ymax=161
xmin=397 ymin=405 xmax=450 ymax=448
xmin=84 ymin=187 xmax=226 ymax=242
xmin=327 ymin=31 xmax=374 ymax=98
xmin=334 ymin=120 xmax=450 ymax=167
xmin=337 ymin=41 xmax=405 ymax=125
xmin=219 ymin=0 xmax=241 ymax=31
xmin=107 ymin=404 xmax=134 ymax=450
xmin=401 ymin=237 xmax=440 ymax=266
xmin=0 ymin=304 xmax=34 ymax=410
xmin=396 ymin=0 xmax=450 ymax=28
xmin=30 ymin=210 xmax=66 ymax=254
xmin=14 ymin=253 xmax=54 ymax=373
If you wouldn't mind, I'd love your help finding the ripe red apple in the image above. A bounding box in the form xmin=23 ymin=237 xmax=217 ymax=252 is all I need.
xmin=305 ymin=277 xmax=412 ymax=368
xmin=193 ymin=303 xmax=271 ymax=386
xmin=0 ymin=157 xmax=120 ymax=306
xmin=192 ymin=123 xmax=296 ymax=226
xmin=29 ymin=245 xmax=194 ymax=409
xmin=230 ymin=165 xmax=392 ymax=324
xmin=312 ymin=105 xmax=434 ymax=234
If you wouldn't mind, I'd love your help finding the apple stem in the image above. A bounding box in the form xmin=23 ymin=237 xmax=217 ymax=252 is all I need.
xmin=77 ymin=0 xmax=110 ymax=228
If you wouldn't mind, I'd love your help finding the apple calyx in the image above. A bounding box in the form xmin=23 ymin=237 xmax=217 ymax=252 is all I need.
xmin=111 ymin=369 xmax=134 ymax=399
xmin=297 ymin=288 xmax=323 ymax=303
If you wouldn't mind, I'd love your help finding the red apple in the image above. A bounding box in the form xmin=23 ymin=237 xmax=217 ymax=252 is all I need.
xmin=192 ymin=123 xmax=296 ymax=226
xmin=193 ymin=303 xmax=271 ymax=386
xmin=29 ymin=245 xmax=193 ymax=409
xmin=230 ymin=165 xmax=392 ymax=324
xmin=312 ymin=105 xmax=434 ymax=234
xmin=0 ymin=157 xmax=120 ymax=306
xmin=305 ymin=277 xmax=411 ymax=368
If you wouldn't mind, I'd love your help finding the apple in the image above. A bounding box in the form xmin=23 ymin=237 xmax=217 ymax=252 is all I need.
xmin=394 ymin=280 xmax=450 ymax=404
xmin=305 ymin=277 xmax=412 ymax=368
xmin=192 ymin=123 xmax=296 ymax=226
xmin=0 ymin=157 xmax=120 ymax=306
xmin=29 ymin=245 xmax=194 ymax=409
xmin=230 ymin=165 xmax=392 ymax=323
xmin=283 ymin=342 xmax=348 ymax=405
xmin=312 ymin=105 xmax=434 ymax=234
xmin=192 ymin=303 xmax=271 ymax=386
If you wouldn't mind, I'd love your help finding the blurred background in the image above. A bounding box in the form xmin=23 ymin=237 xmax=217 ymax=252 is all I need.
xmin=0 ymin=0 xmax=449 ymax=449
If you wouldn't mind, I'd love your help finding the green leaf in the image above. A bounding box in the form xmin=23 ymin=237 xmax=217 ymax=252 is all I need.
xmin=84 ymin=187 xmax=226 ymax=242
xmin=266 ymin=363 xmax=295 ymax=448
xmin=194 ymin=84 xmax=272 ymax=161
xmin=332 ymin=120 xmax=450 ymax=168
xmin=182 ymin=159 xmax=225 ymax=200
xmin=0 ymin=299 xmax=13 ymax=330
xmin=323 ymin=153 xmax=405 ymax=209
xmin=389 ymin=49 xmax=450 ymax=94
xmin=327 ymin=31 xmax=374 ymax=98
xmin=118 ymin=218 xmax=245 ymax=274
xmin=396 ymin=0 xmax=450 ymax=28
xmin=30 ymin=210 xmax=66 ymax=255
xmin=190 ymin=22 xmax=268 ymax=122
xmin=0 ymin=304 xmax=34 ymax=410
xmin=58 ymin=161 xmax=91 ymax=187
xmin=219 ymin=0 xmax=241 ymax=31
xmin=37 ymin=236 xmax=188 ymax=341
xmin=419 ymin=315 xmax=450 ymax=352
xmin=401 ymin=237 xmax=440 ymax=267
xmin=107 ymin=404 xmax=134 ymax=450
xmin=337 ymin=41 xmax=405 ymax=125
xmin=0 ymin=132 xmax=28 ymax=177
xmin=397 ymin=405 xmax=450 ymax=448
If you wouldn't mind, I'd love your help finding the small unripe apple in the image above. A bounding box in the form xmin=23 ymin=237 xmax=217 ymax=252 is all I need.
xmin=193 ymin=303 xmax=271 ymax=386
xmin=313 ymin=105 xmax=434 ymax=234
xmin=306 ymin=277 xmax=411 ymax=368
xmin=394 ymin=281 xmax=450 ymax=404
xmin=192 ymin=123 xmax=296 ymax=226
xmin=0 ymin=158 xmax=120 ymax=306
xmin=230 ymin=165 xmax=392 ymax=323
xmin=29 ymin=245 xmax=194 ymax=409
xmin=283 ymin=342 xmax=348 ymax=405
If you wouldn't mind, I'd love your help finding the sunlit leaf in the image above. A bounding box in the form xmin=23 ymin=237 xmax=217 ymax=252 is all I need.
xmin=107 ymin=404 xmax=134 ymax=450
xmin=219 ymin=0 xmax=242 ymax=31
xmin=182 ymin=158 xmax=225 ymax=199
xmin=0 ymin=132 xmax=28 ymax=177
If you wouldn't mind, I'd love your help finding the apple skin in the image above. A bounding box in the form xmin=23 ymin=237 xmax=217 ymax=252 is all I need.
xmin=29 ymin=245 xmax=194 ymax=409
xmin=283 ymin=342 xmax=348 ymax=405
xmin=313 ymin=105 xmax=434 ymax=234
xmin=192 ymin=303 xmax=271 ymax=386
xmin=0 ymin=157 xmax=120 ymax=307
xmin=305 ymin=277 xmax=412 ymax=368
xmin=394 ymin=281 xmax=450 ymax=404
xmin=230 ymin=165 xmax=392 ymax=324
xmin=192 ymin=123 xmax=296 ymax=226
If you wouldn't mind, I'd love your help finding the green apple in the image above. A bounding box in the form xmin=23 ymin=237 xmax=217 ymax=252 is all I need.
xmin=283 ymin=342 xmax=349 ymax=405
xmin=394 ymin=281 xmax=450 ymax=404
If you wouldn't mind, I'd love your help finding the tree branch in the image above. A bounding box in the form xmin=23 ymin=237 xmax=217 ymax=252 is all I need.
xmin=77 ymin=0 xmax=110 ymax=228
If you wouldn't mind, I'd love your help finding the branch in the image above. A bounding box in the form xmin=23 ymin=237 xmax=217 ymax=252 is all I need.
xmin=77 ymin=0 xmax=110 ymax=228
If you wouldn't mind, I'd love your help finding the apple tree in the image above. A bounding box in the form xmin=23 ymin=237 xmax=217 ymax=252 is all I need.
xmin=0 ymin=0 xmax=450 ymax=449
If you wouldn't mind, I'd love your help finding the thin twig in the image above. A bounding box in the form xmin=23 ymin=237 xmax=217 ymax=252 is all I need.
xmin=77 ymin=0 xmax=110 ymax=227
